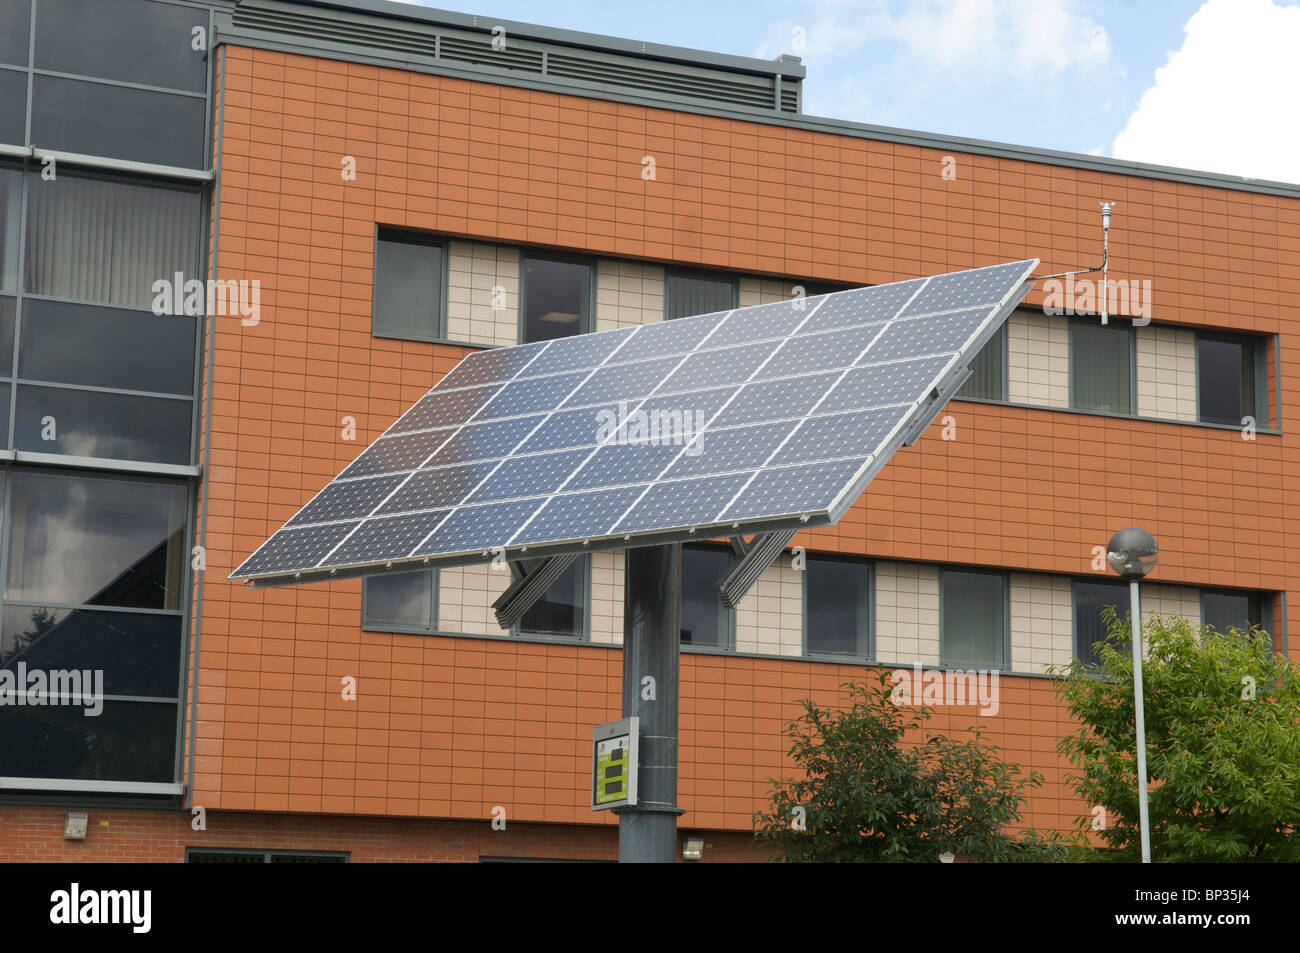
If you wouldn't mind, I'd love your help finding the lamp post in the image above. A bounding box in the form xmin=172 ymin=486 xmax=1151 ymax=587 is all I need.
xmin=1106 ymin=527 xmax=1158 ymax=864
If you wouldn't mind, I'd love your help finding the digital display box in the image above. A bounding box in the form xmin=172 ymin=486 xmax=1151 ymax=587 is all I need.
xmin=591 ymin=716 xmax=639 ymax=810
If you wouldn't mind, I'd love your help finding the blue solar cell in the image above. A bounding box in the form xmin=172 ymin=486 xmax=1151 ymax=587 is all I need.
xmin=560 ymin=356 xmax=680 ymax=408
xmin=610 ymin=310 xmax=728 ymax=363
xmin=634 ymin=386 xmax=737 ymax=432
xmin=510 ymin=485 xmax=645 ymax=545
xmin=611 ymin=472 xmax=752 ymax=534
xmin=858 ymin=307 xmax=990 ymax=363
xmin=423 ymin=415 xmax=544 ymax=467
xmin=328 ymin=509 xmax=451 ymax=565
xmin=711 ymin=372 xmax=839 ymax=428
xmin=286 ymin=473 xmax=407 ymax=527
xmin=769 ymin=406 xmax=910 ymax=468
xmin=517 ymin=325 xmax=637 ymax=378
xmin=338 ymin=428 xmax=455 ymax=479
xmin=476 ymin=371 xmax=587 ymax=420
xmin=824 ymin=356 xmax=951 ymax=412
xmin=564 ymin=440 xmax=684 ymax=491
xmin=232 ymin=520 xmax=358 ymax=577
xmin=798 ymin=280 xmax=922 ymax=333
xmin=754 ymin=323 xmax=881 ymax=379
xmin=662 ymin=420 xmax=797 ymax=480
xmin=515 ymin=404 xmax=614 ymax=453
xmin=436 ymin=339 xmax=549 ymax=390
xmin=719 ymin=458 xmax=868 ymax=522
xmin=375 ymin=461 xmax=499 ymax=514
xmin=706 ymin=298 xmax=808 ymax=349
xmin=413 ymin=498 xmax=545 ymax=557
xmin=659 ymin=340 xmax=780 ymax=393
xmin=386 ymin=384 xmax=502 ymax=435
xmin=467 ymin=448 xmax=590 ymax=503
xmin=900 ymin=261 xmax=1033 ymax=317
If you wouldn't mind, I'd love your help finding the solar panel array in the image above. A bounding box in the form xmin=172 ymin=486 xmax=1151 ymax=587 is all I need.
xmin=232 ymin=259 xmax=1038 ymax=584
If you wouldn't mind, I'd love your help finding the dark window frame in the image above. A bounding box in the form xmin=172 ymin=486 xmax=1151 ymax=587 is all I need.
xmin=801 ymin=552 xmax=873 ymax=659
xmin=370 ymin=227 xmax=449 ymax=344
xmin=663 ymin=267 xmax=738 ymax=321
xmin=1200 ymin=588 xmax=1267 ymax=638
xmin=186 ymin=848 xmax=349 ymax=863
xmin=957 ymin=321 xmax=1009 ymax=402
xmin=1069 ymin=316 xmax=1137 ymax=415
xmin=1072 ymin=577 xmax=1133 ymax=669
xmin=939 ymin=567 xmax=1010 ymax=670
xmin=679 ymin=543 xmax=735 ymax=650
xmin=519 ymin=249 xmax=596 ymax=344
xmin=1195 ymin=331 xmax=1268 ymax=428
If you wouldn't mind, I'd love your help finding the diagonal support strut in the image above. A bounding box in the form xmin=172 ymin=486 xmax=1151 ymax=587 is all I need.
xmin=716 ymin=529 xmax=799 ymax=609
xmin=492 ymin=553 xmax=578 ymax=629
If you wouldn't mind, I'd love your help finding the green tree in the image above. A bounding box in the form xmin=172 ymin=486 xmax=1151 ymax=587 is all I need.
xmin=754 ymin=673 xmax=1072 ymax=862
xmin=1054 ymin=609 xmax=1300 ymax=861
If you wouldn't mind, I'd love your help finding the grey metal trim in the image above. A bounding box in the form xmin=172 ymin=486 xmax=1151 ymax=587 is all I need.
xmin=1280 ymin=590 xmax=1289 ymax=660
xmin=492 ymin=553 xmax=578 ymax=629
xmin=716 ymin=529 xmax=797 ymax=609
xmin=955 ymin=392 xmax=1283 ymax=436
xmin=1273 ymin=333 xmax=1282 ymax=432
xmin=14 ymin=377 xmax=195 ymax=401
xmin=29 ymin=148 xmax=212 ymax=182
xmin=31 ymin=68 xmax=208 ymax=100
xmin=0 ymin=145 xmax=31 ymax=159
xmin=2 ymin=598 xmax=182 ymax=617
xmin=216 ymin=1 xmax=1300 ymax=199
xmin=0 ymin=450 xmax=12 ymax=461
xmin=12 ymin=450 xmax=200 ymax=476
xmin=0 ymin=777 xmax=185 ymax=795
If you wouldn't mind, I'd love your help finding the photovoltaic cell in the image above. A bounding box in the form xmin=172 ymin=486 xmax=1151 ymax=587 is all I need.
xmin=232 ymin=259 xmax=1037 ymax=582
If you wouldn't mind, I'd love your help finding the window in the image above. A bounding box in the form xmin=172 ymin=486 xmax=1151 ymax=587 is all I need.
xmin=665 ymin=271 xmax=736 ymax=320
xmin=522 ymin=254 xmax=592 ymax=343
xmin=957 ymin=323 xmax=1007 ymax=401
xmin=187 ymin=849 xmax=348 ymax=863
xmin=371 ymin=230 xmax=446 ymax=341
xmin=0 ymin=168 xmax=19 ymax=292
xmin=805 ymin=555 xmax=871 ymax=656
xmin=0 ymin=1 xmax=29 ymax=68
xmin=1070 ymin=319 xmax=1133 ymax=414
xmin=1197 ymin=334 xmax=1263 ymax=427
xmin=1201 ymin=590 xmax=1265 ymax=638
xmin=362 ymin=558 xmax=590 ymax=639
xmin=0 ymin=70 xmax=22 ymax=147
xmin=940 ymin=570 xmax=1006 ymax=669
xmin=680 ymin=544 xmax=732 ymax=647
xmin=1073 ymin=579 xmax=1132 ymax=669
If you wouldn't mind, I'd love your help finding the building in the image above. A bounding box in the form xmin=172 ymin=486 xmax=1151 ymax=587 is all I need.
xmin=0 ymin=0 xmax=1294 ymax=863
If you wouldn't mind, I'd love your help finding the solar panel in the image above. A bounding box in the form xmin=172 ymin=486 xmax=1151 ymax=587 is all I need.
xmin=231 ymin=259 xmax=1038 ymax=585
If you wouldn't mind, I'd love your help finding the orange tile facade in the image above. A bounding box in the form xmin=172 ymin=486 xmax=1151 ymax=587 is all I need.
xmin=183 ymin=41 xmax=1299 ymax=848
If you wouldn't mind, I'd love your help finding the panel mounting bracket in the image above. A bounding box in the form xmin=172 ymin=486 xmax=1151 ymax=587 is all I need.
xmin=716 ymin=529 xmax=799 ymax=609
xmin=492 ymin=553 xmax=578 ymax=629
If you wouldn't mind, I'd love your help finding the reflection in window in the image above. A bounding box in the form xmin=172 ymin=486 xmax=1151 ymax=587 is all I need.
xmin=5 ymin=470 xmax=187 ymax=610
xmin=372 ymin=231 xmax=444 ymax=341
xmin=0 ymin=701 xmax=178 ymax=783
xmin=1074 ymin=580 xmax=1131 ymax=669
xmin=0 ymin=168 xmax=19 ymax=291
xmin=522 ymin=255 xmax=591 ymax=343
xmin=0 ymin=70 xmax=25 ymax=146
xmin=517 ymin=558 xmax=586 ymax=638
xmin=805 ymin=555 xmax=870 ymax=656
xmin=681 ymin=544 xmax=731 ymax=647
xmin=1197 ymin=335 xmax=1258 ymax=426
xmin=363 ymin=570 xmax=434 ymax=631
xmin=941 ymin=570 xmax=1006 ymax=669
xmin=14 ymin=384 xmax=193 ymax=465
xmin=665 ymin=272 xmax=734 ymax=320
xmin=24 ymin=172 xmax=202 ymax=310
xmin=1071 ymin=320 xmax=1132 ymax=414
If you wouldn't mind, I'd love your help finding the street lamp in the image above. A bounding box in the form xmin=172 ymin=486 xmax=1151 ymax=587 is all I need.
xmin=1106 ymin=527 xmax=1158 ymax=864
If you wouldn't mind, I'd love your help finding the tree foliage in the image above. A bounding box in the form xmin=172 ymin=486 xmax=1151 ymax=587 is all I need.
xmin=754 ymin=673 xmax=1071 ymax=862
xmin=1054 ymin=609 xmax=1300 ymax=862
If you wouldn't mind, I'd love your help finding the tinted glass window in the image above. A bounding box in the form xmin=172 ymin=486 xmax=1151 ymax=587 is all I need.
xmin=0 ymin=168 xmax=20 ymax=291
xmin=1202 ymin=591 xmax=1260 ymax=637
xmin=1 ymin=606 xmax=181 ymax=697
xmin=518 ymin=558 xmax=585 ymax=638
xmin=1074 ymin=580 xmax=1131 ymax=669
xmin=35 ymin=0 xmax=207 ymax=92
xmin=372 ymin=232 xmax=443 ymax=341
xmin=5 ymin=470 xmax=187 ymax=610
xmin=1071 ymin=321 xmax=1132 ymax=414
xmin=25 ymin=172 xmax=202 ymax=309
xmin=363 ymin=571 xmax=433 ymax=630
xmin=0 ymin=1 xmax=30 ymax=67
xmin=681 ymin=545 xmax=730 ymax=646
xmin=31 ymin=75 xmax=206 ymax=169
xmin=806 ymin=555 xmax=870 ymax=655
xmin=20 ymin=298 xmax=196 ymax=394
xmin=0 ymin=381 xmax=9 ymax=447
xmin=15 ymin=384 xmax=192 ymax=465
xmin=666 ymin=273 xmax=734 ymax=320
xmin=957 ymin=323 xmax=1006 ymax=400
xmin=523 ymin=256 xmax=590 ymax=343
xmin=1197 ymin=336 xmax=1254 ymax=426
xmin=0 ymin=69 xmax=24 ymax=146
xmin=941 ymin=570 xmax=1005 ymax=668
xmin=0 ymin=701 xmax=177 ymax=782
xmin=0 ymin=295 xmax=14 ymax=371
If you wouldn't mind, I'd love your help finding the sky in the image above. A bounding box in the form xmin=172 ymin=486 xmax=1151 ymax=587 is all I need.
xmin=390 ymin=0 xmax=1300 ymax=185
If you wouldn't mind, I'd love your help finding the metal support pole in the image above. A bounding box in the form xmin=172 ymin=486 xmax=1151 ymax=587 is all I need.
xmin=617 ymin=542 xmax=682 ymax=863
xmin=1130 ymin=579 xmax=1152 ymax=863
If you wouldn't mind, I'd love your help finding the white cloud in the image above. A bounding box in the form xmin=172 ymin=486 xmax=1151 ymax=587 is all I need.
xmin=1112 ymin=0 xmax=1300 ymax=184
xmin=756 ymin=0 xmax=1111 ymax=82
